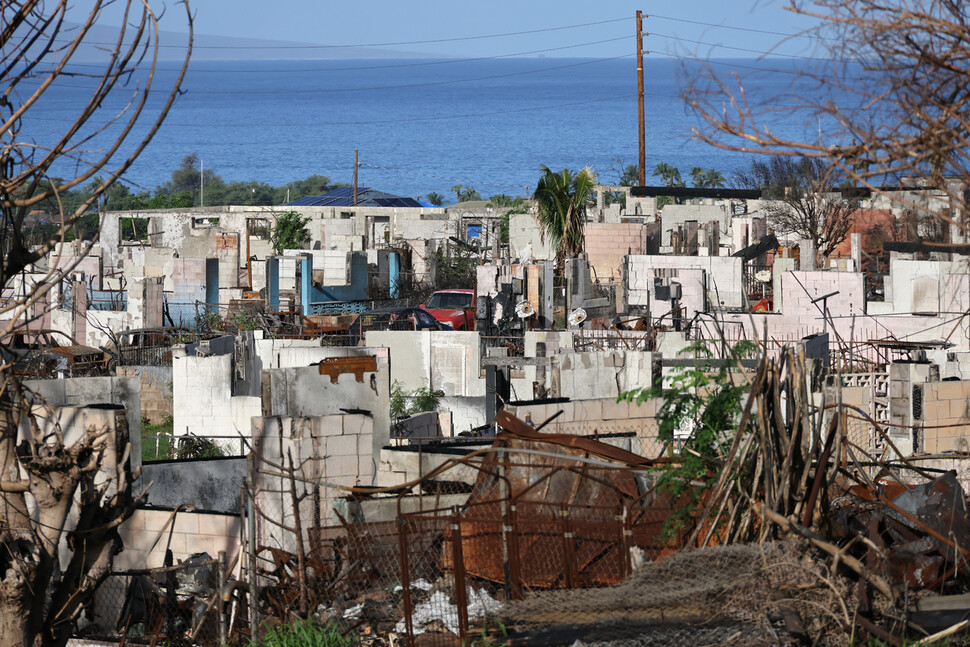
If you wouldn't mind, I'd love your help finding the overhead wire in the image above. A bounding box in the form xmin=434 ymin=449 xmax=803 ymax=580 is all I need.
xmin=50 ymin=16 xmax=630 ymax=50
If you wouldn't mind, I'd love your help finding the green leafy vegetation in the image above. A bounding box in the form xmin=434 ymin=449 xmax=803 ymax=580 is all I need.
xmin=390 ymin=380 xmax=442 ymax=419
xmin=451 ymin=184 xmax=482 ymax=202
xmin=249 ymin=619 xmax=355 ymax=647
xmin=532 ymin=164 xmax=597 ymax=263
xmin=270 ymin=211 xmax=312 ymax=255
xmin=619 ymin=339 xmax=758 ymax=538
xmin=141 ymin=416 xmax=174 ymax=462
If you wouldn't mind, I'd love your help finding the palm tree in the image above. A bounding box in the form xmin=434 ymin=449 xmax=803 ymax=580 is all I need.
xmin=451 ymin=184 xmax=464 ymax=202
xmin=690 ymin=166 xmax=706 ymax=188
xmin=425 ymin=192 xmax=445 ymax=206
xmin=703 ymin=168 xmax=726 ymax=189
xmin=652 ymin=162 xmax=684 ymax=188
xmin=458 ymin=186 xmax=481 ymax=202
xmin=532 ymin=165 xmax=597 ymax=262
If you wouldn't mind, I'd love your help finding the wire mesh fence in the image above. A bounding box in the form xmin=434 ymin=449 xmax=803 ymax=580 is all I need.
xmin=243 ymin=448 xmax=685 ymax=647
xmin=68 ymin=555 xmax=235 ymax=647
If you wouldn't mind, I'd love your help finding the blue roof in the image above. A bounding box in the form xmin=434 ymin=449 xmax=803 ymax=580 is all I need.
xmin=287 ymin=186 xmax=424 ymax=208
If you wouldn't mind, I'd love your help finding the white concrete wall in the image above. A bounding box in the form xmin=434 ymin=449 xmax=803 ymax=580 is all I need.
xmin=627 ymin=255 xmax=744 ymax=309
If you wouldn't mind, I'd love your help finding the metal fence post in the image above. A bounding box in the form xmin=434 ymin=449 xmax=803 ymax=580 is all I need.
xmin=450 ymin=508 xmax=469 ymax=642
xmin=246 ymin=453 xmax=258 ymax=639
xmin=507 ymin=503 xmax=523 ymax=600
xmin=561 ymin=506 xmax=576 ymax=589
xmin=217 ymin=550 xmax=227 ymax=646
xmin=619 ymin=505 xmax=631 ymax=579
xmin=397 ymin=516 xmax=415 ymax=647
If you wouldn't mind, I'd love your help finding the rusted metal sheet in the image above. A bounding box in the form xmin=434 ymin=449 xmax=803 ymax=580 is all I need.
xmin=451 ymin=413 xmax=680 ymax=589
xmin=317 ymin=355 xmax=377 ymax=383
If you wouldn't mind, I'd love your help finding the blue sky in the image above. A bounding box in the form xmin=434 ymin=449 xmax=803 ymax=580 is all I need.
xmin=92 ymin=1 xmax=825 ymax=60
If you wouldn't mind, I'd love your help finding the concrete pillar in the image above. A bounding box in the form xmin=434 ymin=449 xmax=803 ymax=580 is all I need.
xmin=850 ymin=233 xmax=862 ymax=273
xmin=128 ymin=276 xmax=164 ymax=328
xmin=801 ymin=239 xmax=817 ymax=270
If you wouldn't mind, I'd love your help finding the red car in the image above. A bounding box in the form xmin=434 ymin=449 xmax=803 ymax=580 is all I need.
xmin=422 ymin=289 xmax=476 ymax=330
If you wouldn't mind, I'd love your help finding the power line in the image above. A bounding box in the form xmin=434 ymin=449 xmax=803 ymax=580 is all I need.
xmin=647 ymin=12 xmax=830 ymax=42
xmin=20 ymin=55 xmax=631 ymax=96
xmin=23 ymin=94 xmax=632 ymax=129
xmin=54 ymin=17 xmax=629 ymax=50
xmin=51 ymin=37 xmax=631 ymax=74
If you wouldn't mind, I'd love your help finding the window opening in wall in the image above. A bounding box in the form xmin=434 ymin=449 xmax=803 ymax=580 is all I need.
xmin=192 ymin=216 xmax=219 ymax=228
xmin=119 ymin=216 xmax=151 ymax=246
xmin=247 ymin=217 xmax=271 ymax=239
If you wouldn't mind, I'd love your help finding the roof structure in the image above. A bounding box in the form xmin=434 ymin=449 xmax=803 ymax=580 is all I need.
xmin=287 ymin=186 xmax=424 ymax=208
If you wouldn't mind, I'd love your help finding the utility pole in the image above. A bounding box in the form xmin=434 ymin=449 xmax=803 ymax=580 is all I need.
xmin=200 ymin=158 xmax=205 ymax=208
xmin=353 ymin=149 xmax=358 ymax=207
xmin=637 ymin=11 xmax=646 ymax=186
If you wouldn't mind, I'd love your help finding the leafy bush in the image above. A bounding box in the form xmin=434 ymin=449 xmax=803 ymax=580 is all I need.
xmin=270 ymin=210 xmax=312 ymax=255
xmin=619 ymin=338 xmax=758 ymax=538
xmin=390 ymin=380 xmax=442 ymax=419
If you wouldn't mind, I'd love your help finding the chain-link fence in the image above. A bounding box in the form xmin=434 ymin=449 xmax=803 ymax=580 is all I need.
xmin=243 ymin=448 xmax=683 ymax=647
xmin=69 ymin=554 xmax=236 ymax=646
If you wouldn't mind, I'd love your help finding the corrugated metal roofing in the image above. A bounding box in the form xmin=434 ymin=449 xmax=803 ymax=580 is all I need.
xmin=287 ymin=187 xmax=424 ymax=208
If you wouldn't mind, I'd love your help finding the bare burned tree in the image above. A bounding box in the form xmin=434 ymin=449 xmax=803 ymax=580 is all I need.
xmin=736 ymin=155 xmax=859 ymax=261
xmin=686 ymin=0 xmax=970 ymax=238
xmin=0 ymin=2 xmax=191 ymax=646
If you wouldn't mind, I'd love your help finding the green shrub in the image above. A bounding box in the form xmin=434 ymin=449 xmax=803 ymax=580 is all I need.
xmin=251 ymin=619 xmax=355 ymax=647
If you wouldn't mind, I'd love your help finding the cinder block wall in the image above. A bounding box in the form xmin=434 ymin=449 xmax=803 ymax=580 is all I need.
xmin=117 ymin=365 xmax=173 ymax=424
xmin=505 ymin=397 xmax=663 ymax=457
xmin=921 ymin=380 xmax=970 ymax=453
xmin=584 ymin=223 xmax=647 ymax=280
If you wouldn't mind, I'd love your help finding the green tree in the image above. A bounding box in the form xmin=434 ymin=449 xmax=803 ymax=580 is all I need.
xmin=458 ymin=186 xmax=481 ymax=202
xmin=488 ymin=194 xmax=525 ymax=208
xmin=532 ymin=165 xmax=597 ymax=262
xmin=620 ymin=339 xmax=758 ymax=538
xmin=619 ymin=163 xmax=640 ymax=186
xmin=270 ymin=211 xmax=312 ymax=255
xmin=425 ymin=192 xmax=445 ymax=206
xmin=450 ymin=184 xmax=465 ymax=202
xmin=653 ymin=162 xmax=685 ymax=207
xmin=690 ymin=167 xmax=726 ymax=189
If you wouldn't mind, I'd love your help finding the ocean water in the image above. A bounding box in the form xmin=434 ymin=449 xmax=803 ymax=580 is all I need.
xmin=23 ymin=57 xmax=827 ymax=200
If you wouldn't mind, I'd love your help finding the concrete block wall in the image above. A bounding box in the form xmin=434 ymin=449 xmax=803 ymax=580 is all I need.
xmin=116 ymin=508 xmax=241 ymax=570
xmin=377 ymin=444 xmax=486 ymax=488
xmin=627 ymin=255 xmax=743 ymax=309
xmin=505 ymin=396 xmax=663 ymax=457
xmin=921 ymin=380 xmax=970 ymax=453
xmin=117 ymin=366 xmax=173 ymax=424
xmin=584 ymin=223 xmax=646 ymax=279
xmin=253 ymin=414 xmax=374 ymax=539
xmin=365 ymin=330 xmax=485 ymax=398
xmin=558 ymin=350 xmax=655 ymax=400
xmin=173 ymin=354 xmax=232 ymax=439
xmin=260 ymin=363 xmax=391 ymax=465
xmin=780 ymin=270 xmax=865 ymax=319
xmin=171 ymin=257 xmax=207 ymax=303
xmin=508 ymin=212 xmax=554 ymax=262
xmin=25 ymin=377 xmax=142 ymax=470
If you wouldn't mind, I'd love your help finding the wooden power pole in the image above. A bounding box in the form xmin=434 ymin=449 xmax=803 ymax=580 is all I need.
xmin=637 ymin=11 xmax=646 ymax=186
xmin=353 ymin=149 xmax=359 ymax=206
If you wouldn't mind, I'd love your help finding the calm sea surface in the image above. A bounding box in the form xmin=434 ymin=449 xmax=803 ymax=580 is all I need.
xmin=25 ymin=57 xmax=832 ymax=200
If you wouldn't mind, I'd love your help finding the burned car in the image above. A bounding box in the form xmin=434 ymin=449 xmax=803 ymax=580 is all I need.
xmin=1 ymin=329 xmax=109 ymax=378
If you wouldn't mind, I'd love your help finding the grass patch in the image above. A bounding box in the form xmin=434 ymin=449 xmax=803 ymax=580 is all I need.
xmin=142 ymin=416 xmax=174 ymax=462
xmin=251 ymin=620 xmax=355 ymax=647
